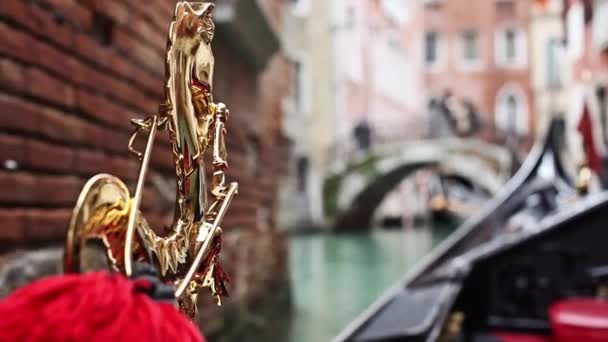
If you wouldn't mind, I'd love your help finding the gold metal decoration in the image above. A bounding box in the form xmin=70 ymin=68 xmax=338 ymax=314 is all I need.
xmin=64 ymin=2 xmax=238 ymax=320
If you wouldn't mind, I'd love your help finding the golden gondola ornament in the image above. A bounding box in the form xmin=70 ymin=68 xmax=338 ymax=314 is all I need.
xmin=64 ymin=2 xmax=237 ymax=320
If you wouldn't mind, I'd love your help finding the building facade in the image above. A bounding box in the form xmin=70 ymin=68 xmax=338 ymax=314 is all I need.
xmin=331 ymin=0 xmax=428 ymax=151
xmin=276 ymin=0 xmax=336 ymax=228
xmin=328 ymin=0 xmax=430 ymax=227
xmin=530 ymin=0 xmax=568 ymax=137
xmin=422 ymin=0 xmax=534 ymax=149
xmin=561 ymin=0 xmax=608 ymax=170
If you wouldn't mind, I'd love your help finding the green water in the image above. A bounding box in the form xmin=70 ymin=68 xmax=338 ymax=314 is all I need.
xmin=285 ymin=227 xmax=451 ymax=342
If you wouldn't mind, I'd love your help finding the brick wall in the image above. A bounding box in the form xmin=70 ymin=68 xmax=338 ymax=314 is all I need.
xmin=0 ymin=0 xmax=291 ymax=326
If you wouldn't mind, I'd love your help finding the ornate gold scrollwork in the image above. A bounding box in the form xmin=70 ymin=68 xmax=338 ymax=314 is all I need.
xmin=64 ymin=2 xmax=237 ymax=320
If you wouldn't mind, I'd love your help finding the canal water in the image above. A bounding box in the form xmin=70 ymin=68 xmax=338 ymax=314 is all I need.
xmin=284 ymin=226 xmax=452 ymax=342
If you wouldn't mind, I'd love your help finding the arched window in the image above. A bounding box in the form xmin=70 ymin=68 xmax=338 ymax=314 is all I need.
xmin=506 ymin=94 xmax=517 ymax=132
xmin=495 ymin=25 xmax=527 ymax=68
xmin=296 ymin=156 xmax=309 ymax=192
xmin=495 ymin=84 xmax=528 ymax=135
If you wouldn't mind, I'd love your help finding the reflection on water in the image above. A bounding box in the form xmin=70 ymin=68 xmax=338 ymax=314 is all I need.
xmin=286 ymin=226 xmax=451 ymax=342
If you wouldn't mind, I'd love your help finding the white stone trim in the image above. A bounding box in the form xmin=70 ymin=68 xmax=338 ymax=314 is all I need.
xmin=495 ymin=82 xmax=529 ymax=135
xmin=494 ymin=24 xmax=528 ymax=69
xmin=457 ymin=30 xmax=484 ymax=71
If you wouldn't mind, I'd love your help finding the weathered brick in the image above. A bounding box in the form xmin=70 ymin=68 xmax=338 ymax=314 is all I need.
xmin=0 ymin=172 xmax=36 ymax=204
xmin=154 ymin=0 xmax=174 ymax=19
xmin=44 ymin=0 xmax=93 ymax=31
xmin=74 ymin=33 xmax=113 ymax=70
xmin=144 ymin=212 xmax=171 ymax=232
xmin=112 ymin=28 xmax=136 ymax=57
xmin=6 ymin=33 xmax=155 ymax=115
xmin=27 ymin=68 xmax=76 ymax=107
xmin=26 ymin=139 xmax=76 ymax=173
xmin=151 ymin=144 xmax=175 ymax=171
xmin=79 ymin=121 xmax=103 ymax=149
xmin=0 ymin=58 xmax=26 ymax=92
xmin=74 ymin=148 xmax=102 ymax=176
xmin=38 ymin=106 xmax=86 ymax=144
xmin=98 ymin=129 xmax=129 ymax=154
xmin=134 ymin=16 xmax=165 ymax=52
xmin=109 ymin=78 xmax=145 ymax=111
xmin=83 ymin=0 xmax=131 ymax=26
xmin=34 ymin=174 xmax=82 ymax=206
xmin=76 ymin=89 xmax=123 ymax=127
xmin=84 ymin=67 xmax=118 ymax=95
xmin=0 ymin=94 xmax=41 ymax=133
xmin=141 ymin=187 xmax=162 ymax=211
xmin=109 ymin=52 xmax=132 ymax=79
xmin=134 ymin=2 xmax=166 ymax=32
xmin=0 ymin=22 xmax=38 ymax=64
xmin=26 ymin=208 xmax=71 ymax=241
xmin=28 ymin=4 xmax=74 ymax=48
xmin=0 ymin=209 xmax=26 ymax=241
xmin=135 ymin=44 xmax=163 ymax=73
xmin=36 ymin=41 xmax=75 ymax=79
xmin=108 ymin=155 xmax=136 ymax=181
xmin=0 ymin=134 xmax=26 ymax=168
xmin=128 ymin=64 xmax=164 ymax=97
xmin=0 ymin=0 xmax=31 ymax=28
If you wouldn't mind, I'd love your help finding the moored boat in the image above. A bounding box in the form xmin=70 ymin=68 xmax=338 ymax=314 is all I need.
xmin=335 ymin=120 xmax=608 ymax=342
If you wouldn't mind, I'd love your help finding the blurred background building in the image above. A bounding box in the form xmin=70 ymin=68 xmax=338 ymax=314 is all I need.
xmin=562 ymin=0 xmax=608 ymax=176
xmin=530 ymin=0 xmax=567 ymax=137
xmin=423 ymin=0 xmax=534 ymax=151
xmin=277 ymin=0 xmax=335 ymax=229
xmin=331 ymin=0 xmax=427 ymax=147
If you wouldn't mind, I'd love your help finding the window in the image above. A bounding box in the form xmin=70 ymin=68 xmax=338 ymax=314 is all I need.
xmin=496 ymin=0 xmax=515 ymax=14
xmin=92 ymin=13 xmax=113 ymax=46
xmin=425 ymin=31 xmax=439 ymax=65
xmin=462 ymin=30 xmax=479 ymax=62
xmin=496 ymin=26 xmax=526 ymax=67
xmin=504 ymin=29 xmax=517 ymax=62
xmin=495 ymin=84 xmax=528 ymax=135
xmin=505 ymin=95 xmax=518 ymax=132
xmin=424 ymin=0 xmax=444 ymax=10
xmin=296 ymin=157 xmax=309 ymax=192
xmin=346 ymin=5 xmax=355 ymax=29
xmin=545 ymin=38 xmax=562 ymax=88
xmin=293 ymin=60 xmax=302 ymax=111
xmin=593 ymin=0 xmax=608 ymax=51
xmin=291 ymin=58 xmax=311 ymax=114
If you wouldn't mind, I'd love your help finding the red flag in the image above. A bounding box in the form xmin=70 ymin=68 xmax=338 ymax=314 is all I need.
xmin=577 ymin=102 xmax=602 ymax=173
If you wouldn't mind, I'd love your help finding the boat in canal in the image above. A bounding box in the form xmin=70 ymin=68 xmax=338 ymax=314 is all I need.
xmin=428 ymin=173 xmax=492 ymax=226
xmin=334 ymin=119 xmax=608 ymax=342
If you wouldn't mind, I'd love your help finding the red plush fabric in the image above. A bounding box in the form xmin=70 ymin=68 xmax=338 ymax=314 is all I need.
xmin=550 ymin=298 xmax=608 ymax=342
xmin=493 ymin=331 xmax=553 ymax=342
xmin=0 ymin=271 xmax=205 ymax=342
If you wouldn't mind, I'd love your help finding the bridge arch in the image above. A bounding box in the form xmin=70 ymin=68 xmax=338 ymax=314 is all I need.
xmin=324 ymin=139 xmax=512 ymax=230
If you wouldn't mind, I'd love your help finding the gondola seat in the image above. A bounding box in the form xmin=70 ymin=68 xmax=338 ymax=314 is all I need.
xmin=549 ymin=298 xmax=608 ymax=342
xmin=488 ymin=332 xmax=552 ymax=342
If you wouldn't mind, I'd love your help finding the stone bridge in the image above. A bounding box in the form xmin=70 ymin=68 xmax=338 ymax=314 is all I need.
xmin=323 ymin=138 xmax=513 ymax=230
